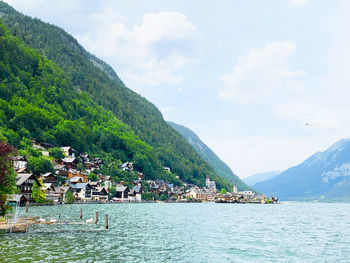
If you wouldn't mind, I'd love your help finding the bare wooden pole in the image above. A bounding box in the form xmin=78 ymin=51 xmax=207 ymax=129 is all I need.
xmin=94 ymin=212 xmax=98 ymax=224
xmin=58 ymin=213 xmax=61 ymax=219
xmin=105 ymin=214 xmax=108 ymax=229
xmin=25 ymin=201 xmax=29 ymax=213
xmin=80 ymin=208 xmax=83 ymax=219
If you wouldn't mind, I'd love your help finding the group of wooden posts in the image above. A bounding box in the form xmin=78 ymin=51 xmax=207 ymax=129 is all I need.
xmin=25 ymin=201 xmax=109 ymax=229
xmin=82 ymin=209 xmax=109 ymax=229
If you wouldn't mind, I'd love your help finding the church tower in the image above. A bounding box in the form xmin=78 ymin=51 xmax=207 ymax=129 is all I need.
xmin=206 ymin=176 xmax=210 ymax=188
xmin=233 ymin=178 xmax=238 ymax=194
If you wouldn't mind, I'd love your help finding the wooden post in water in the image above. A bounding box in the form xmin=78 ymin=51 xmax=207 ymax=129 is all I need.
xmin=25 ymin=201 xmax=29 ymax=213
xmin=105 ymin=214 xmax=108 ymax=229
xmin=94 ymin=212 xmax=98 ymax=224
xmin=80 ymin=208 xmax=83 ymax=219
xmin=58 ymin=213 xmax=61 ymax=219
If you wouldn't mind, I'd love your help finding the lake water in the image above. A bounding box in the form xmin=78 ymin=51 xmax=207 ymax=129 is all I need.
xmin=1 ymin=202 xmax=350 ymax=262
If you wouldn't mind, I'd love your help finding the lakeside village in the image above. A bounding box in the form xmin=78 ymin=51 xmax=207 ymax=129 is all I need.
xmin=9 ymin=141 xmax=277 ymax=206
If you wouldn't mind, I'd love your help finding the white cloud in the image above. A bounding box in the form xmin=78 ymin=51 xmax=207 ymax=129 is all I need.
xmin=288 ymin=0 xmax=310 ymax=7
xmin=219 ymin=40 xmax=305 ymax=103
xmin=76 ymin=11 xmax=198 ymax=90
xmin=133 ymin=12 xmax=196 ymax=45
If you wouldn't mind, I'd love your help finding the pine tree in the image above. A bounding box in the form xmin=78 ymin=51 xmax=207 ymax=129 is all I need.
xmin=65 ymin=189 xmax=74 ymax=204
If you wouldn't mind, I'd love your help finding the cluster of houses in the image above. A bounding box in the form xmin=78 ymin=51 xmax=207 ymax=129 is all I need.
xmin=163 ymin=176 xmax=271 ymax=204
xmin=215 ymin=190 xmax=270 ymax=204
xmin=11 ymin=143 xmax=112 ymax=205
xmin=174 ymin=177 xmax=264 ymax=203
xmin=9 ymin=141 xmax=272 ymax=205
xmin=214 ymin=182 xmax=273 ymax=204
xmin=11 ymin=142 xmax=177 ymax=204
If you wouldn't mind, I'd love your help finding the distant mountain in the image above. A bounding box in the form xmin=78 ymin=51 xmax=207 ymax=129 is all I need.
xmin=167 ymin=122 xmax=256 ymax=192
xmin=244 ymin=171 xmax=281 ymax=186
xmin=254 ymin=139 xmax=350 ymax=201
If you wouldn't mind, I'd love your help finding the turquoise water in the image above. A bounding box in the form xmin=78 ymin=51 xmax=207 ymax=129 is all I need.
xmin=1 ymin=203 xmax=350 ymax=262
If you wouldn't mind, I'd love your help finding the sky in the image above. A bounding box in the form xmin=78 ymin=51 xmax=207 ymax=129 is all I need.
xmin=4 ymin=0 xmax=350 ymax=178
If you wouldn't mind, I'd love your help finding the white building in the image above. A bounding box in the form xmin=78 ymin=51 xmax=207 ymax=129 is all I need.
xmin=206 ymin=176 xmax=217 ymax=193
xmin=13 ymin=156 xmax=27 ymax=169
xmin=60 ymin=146 xmax=76 ymax=157
xmin=239 ymin=191 xmax=255 ymax=197
xmin=70 ymin=183 xmax=92 ymax=201
xmin=232 ymin=182 xmax=238 ymax=194
xmin=128 ymin=184 xmax=142 ymax=202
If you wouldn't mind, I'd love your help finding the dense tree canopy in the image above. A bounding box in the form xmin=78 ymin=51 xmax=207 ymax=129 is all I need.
xmin=27 ymin=156 xmax=54 ymax=176
xmin=48 ymin=147 xmax=64 ymax=159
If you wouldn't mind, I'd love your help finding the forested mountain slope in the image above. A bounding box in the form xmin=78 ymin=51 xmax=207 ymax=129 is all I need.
xmin=0 ymin=1 xmax=231 ymax=189
xmin=168 ymin=122 xmax=256 ymax=192
xmin=0 ymin=20 xmax=179 ymax=184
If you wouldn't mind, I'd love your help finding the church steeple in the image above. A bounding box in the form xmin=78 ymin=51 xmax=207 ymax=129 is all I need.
xmin=206 ymin=176 xmax=210 ymax=188
xmin=233 ymin=178 xmax=238 ymax=194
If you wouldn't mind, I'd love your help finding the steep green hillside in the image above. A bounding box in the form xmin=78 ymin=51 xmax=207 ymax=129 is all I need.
xmin=0 ymin=20 xmax=178 ymax=184
xmin=0 ymin=1 xmax=231 ymax=189
xmin=168 ymin=122 xmax=256 ymax=192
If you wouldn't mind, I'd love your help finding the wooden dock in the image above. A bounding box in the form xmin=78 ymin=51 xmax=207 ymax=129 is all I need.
xmin=1 ymin=210 xmax=109 ymax=233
